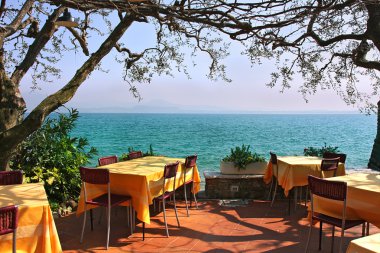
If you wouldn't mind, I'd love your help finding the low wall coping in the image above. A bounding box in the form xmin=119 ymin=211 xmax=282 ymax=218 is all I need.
xmin=204 ymin=171 xmax=265 ymax=180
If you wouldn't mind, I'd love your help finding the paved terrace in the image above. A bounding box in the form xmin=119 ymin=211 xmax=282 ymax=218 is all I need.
xmin=57 ymin=199 xmax=379 ymax=252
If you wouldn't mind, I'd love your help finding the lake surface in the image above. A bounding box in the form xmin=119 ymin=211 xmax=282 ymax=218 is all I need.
xmin=72 ymin=113 xmax=376 ymax=176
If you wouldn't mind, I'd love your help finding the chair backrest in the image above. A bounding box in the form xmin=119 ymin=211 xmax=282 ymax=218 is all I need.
xmin=163 ymin=161 xmax=179 ymax=193
xmin=128 ymin=151 xmax=143 ymax=160
xmin=0 ymin=171 xmax=23 ymax=185
xmin=323 ymin=152 xmax=347 ymax=163
xmin=185 ymin=154 xmax=197 ymax=169
xmin=0 ymin=205 xmax=18 ymax=236
xmin=270 ymin=152 xmax=278 ymax=165
xmin=98 ymin=155 xmax=118 ymax=166
xmin=164 ymin=161 xmax=179 ymax=179
xmin=308 ymin=175 xmax=347 ymax=201
xmin=308 ymin=175 xmax=348 ymax=253
xmin=79 ymin=167 xmax=109 ymax=185
xmin=320 ymin=158 xmax=340 ymax=177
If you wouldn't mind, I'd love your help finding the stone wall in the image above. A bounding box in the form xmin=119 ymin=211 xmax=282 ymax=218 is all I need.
xmin=204 ymin=171 xmax=270 ymax=199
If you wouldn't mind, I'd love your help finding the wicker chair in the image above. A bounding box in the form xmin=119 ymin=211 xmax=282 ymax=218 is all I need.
xmin=0 ymin=205 xmax=18 ymax=253
xmin=128 ymin=151 xmax=143 ymax=160
xmin=98 ymin=155 xmax=118 ymax=166
xmin=0 ymin=171 xmax=23 ymax=185
xmin=79 ymin=167 xmax=132 ymax=249
xmin=323 ymin=152 xmax=347 ymax=164
xmin=183 ymin=155 xmax=199 ymax=217
xmin=305 ymin=175 xmax=366 ymax=253
xmin=320 ymin=157 xmax=340 ymax=178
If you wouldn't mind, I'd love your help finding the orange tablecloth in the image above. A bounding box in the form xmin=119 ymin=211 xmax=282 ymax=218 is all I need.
xmin=0 ymin=183 xmax=62 ymax=253
xmin=313 ymin=173 xmax=380 ymax=228
xmin=76 ymin=156 xmax=201 ymax=224
xmin=346 ymin=233 xmax=380 ymax=253
xmin=264 ymin=156 xmax=345 ymax=196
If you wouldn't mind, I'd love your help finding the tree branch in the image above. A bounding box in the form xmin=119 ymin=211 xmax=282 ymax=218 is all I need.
xmin=1 ymin=13 xmax=136 ymax=153
xmin=0 ymin=0 xmax=34 ymax=38
xmin=0 ymin=0 xmax=6 ymax=18
xmin=10 ymin=7 xmax=64 ymax=84
xmin=67 ymin=27 xmax=90 ymax=56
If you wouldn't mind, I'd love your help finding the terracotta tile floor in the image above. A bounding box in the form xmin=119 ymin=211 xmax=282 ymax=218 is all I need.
xmin=56 ymin=199 xmax=379 ymax=252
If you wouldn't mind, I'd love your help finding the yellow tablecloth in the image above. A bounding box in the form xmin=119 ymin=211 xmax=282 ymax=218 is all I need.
xmin=0 ymin=183 xmax=62 ymax=253
xmin=76 ymin=156 xmax=201 ymax=224
xmin=346 ymin=233 xmax=380 ymax=253
xmin=313 ymin=173 xmax=380 ymax=228
xmin=264 ymin=156 xmax=345 ymax=196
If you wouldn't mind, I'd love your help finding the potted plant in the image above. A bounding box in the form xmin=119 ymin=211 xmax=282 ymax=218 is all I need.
xmin=220 ymin=144 xmax=267 ymax=175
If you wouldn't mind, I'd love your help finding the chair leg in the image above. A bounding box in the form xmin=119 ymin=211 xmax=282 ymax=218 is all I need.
xmin=162 ymin=198 xmax=169 ymax=237
xmin=268 ymin=176 xmax=274 ymax=200
xmin=90 ymin=209 xmax=94 ymax=231
xmin=173 ymin=193 xmax=180 ymax=228
xmin=304 ymin=219 xmax=313 ymax=253
xmin=331 ymin=225 xmax=335 ymax=253
xmin=80 ymin=209 xmax=87 ymax=243
xmin=106 ymin=207 xmax=110 ymax=249
xmin=12 ymin=229 xmax=16 ymax=253
xmin=270 ymin=179 xmax=278 ymax=207
xmin=362 ymin=223 xmax=366 ymax=237
xmin=319 ymin=221 xmax=323 ymax=251
xmin=339 ymin=226 xmax=345 ymax=253
xmin=366 ymin=222 xmax=370 ymax=236
xmin=193 ymin=190 xmax=198 ymax=209
xmin=189 ymin=186 xmax=193 ymax=208
xmin=183 ymin=183 xmax=190 ymax=217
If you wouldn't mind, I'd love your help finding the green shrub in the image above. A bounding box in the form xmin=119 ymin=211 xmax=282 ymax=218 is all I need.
xmin=303 ymin=143 xmax=340 ymax=157
xmin=11 ymin=108 xmax=97 ymax=210
xmin=120 ymin=144 xmax=155 ymax=161
xmin=222 ymin=144 xmax=266 ymax=170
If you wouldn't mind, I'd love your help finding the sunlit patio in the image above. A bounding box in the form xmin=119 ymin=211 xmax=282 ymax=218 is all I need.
xmin=57 ymin=199 xmax=379 ymax=252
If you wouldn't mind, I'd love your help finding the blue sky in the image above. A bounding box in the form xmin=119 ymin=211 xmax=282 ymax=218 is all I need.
xmin=19 ymin=13 xmax=371 ymax=114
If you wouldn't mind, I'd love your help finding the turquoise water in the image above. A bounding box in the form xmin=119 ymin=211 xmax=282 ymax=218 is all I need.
xmin=72 ymin=113 xmax=376 ymax=175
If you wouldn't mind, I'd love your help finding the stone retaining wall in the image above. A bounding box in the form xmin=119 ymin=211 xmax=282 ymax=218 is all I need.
xmin=203 ymin=171 xmax=270 ymax=199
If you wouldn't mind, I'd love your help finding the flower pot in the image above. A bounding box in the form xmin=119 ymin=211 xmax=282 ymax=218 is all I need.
xmin=220 ymin=161 xmax=268 ymax=175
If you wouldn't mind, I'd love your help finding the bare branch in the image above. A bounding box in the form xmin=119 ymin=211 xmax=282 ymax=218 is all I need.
xmin=0 ymin=0 xmax=34 ymax=38
xmin=10 ymin=7 xmax=64 ymax=84
xmin=67 ymin=27 xmax=89 ymax=56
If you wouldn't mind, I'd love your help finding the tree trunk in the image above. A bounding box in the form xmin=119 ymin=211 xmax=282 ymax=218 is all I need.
xmin=368 ymin=100 xmax=380 ymax=171
xmin=0 ymin=71 xmax=26 ymax=171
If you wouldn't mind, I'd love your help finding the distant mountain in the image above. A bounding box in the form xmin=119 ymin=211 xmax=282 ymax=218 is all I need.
xmin=76 ymin=99 xmax=358 ymax=114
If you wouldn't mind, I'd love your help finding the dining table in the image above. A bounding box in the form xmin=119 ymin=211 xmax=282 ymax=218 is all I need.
xmin=76 ymin=156 xmax=201 ymax=225
xmin=346 ymin=232 xmax=380 ymax=253
xmin=313 ymin=173 xmax=380 ymax=228
xmin=0 ymin=183 xmax=62 ymax=253
xmin=264 ymin=156 xmax=346 ymax=196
